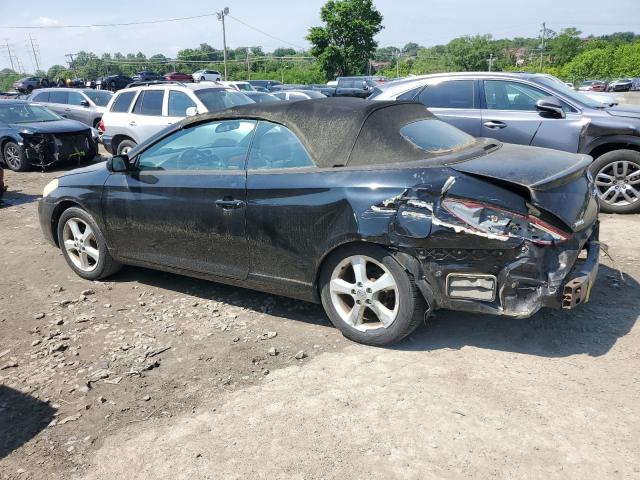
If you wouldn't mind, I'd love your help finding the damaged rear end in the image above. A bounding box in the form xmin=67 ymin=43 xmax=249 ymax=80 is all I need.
xmin=386 ymin=143 xmax=600 ymax=318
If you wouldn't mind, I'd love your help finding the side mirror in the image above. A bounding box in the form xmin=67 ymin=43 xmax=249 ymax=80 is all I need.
xmin=80 ymin=99 xmax=90 ymax=107
xmin=108 ymin=154 xmax=130 ymax=173
xmin=536 ymin=96 xmax=566 ymax=119
xmin=185 ymin=106 xmax=199 ymax=117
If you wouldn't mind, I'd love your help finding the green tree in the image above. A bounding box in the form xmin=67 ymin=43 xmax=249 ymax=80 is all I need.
xmin=444 ymin=35 xmax=494 ymax=71
xmin=549 ymin=28 xmax=583 ymax=65
xmin=307 ymin=0 xmax=383 ymax=80
xmin=273 ymin=48 xmax=297 ymax=57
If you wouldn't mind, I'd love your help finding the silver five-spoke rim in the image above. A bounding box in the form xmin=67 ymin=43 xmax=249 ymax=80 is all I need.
xmin=62 ymin=218 xmax=99 ymax=272
xmin=329 ymin=255 xmax=399 ymax=332
xmin=595 ymin=161 xmax=640 ymax=207
xmin=5 ymin=145 xmax=21 ymax=170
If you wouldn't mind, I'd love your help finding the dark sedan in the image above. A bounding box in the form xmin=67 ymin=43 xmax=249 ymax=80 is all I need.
xmin=38 ymin=98 xmax=599 ymax=346
xmin=98 ymin=75 xmax=133 ymax=92
xmin=0 ymin=100 xmax=98 ymax=171
xmin=163 ymin=71 xmax=193 ymax=82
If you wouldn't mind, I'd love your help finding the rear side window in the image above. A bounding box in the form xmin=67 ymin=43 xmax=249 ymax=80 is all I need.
xmin=419 ymin=80 xmax=475 ymax=109
xmin=48 ymin=91 xmax=68 ymax=104
xmin=68 ymin=91 xmax=85 ymax=106
xmin=168 ymin=90 xmax=196 ymax=117
xmin=397 ymin=87 xmax=422 ymax=100
xmin=248 ymin=121 xmax=314 ymax=170
xmin=133 ymin=90 xmax=164 ymax=116
xmin=32 ymin=91 xmax=49 ymax=102
xmin=400 ymin=119 xmax=475 ymax=153
xmin=110 ymin=91 xmax=136 ymax=113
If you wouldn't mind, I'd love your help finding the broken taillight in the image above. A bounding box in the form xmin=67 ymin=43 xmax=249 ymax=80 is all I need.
xmin=442 ymin=198 xmax=570 ymax=245
xmin=98 ymin=119 xmax=105 ymax=133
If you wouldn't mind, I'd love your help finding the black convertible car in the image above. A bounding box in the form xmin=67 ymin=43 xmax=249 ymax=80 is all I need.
xmin=0 ymin=100 xmax=98 ymax=171
xmin=38 ymin=98 xmax=600 ymax=345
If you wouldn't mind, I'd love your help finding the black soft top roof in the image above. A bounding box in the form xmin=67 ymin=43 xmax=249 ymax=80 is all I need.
xmin=180 ymin=97 xmax=438 ymax=168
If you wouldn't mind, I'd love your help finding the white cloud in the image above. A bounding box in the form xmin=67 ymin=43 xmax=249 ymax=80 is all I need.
xmin=34 ymin=16 xmax=59 ymax=27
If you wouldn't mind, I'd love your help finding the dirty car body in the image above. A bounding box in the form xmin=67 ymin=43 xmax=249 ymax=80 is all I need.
xmin=0 ymin=100 xmax=98 ymax=171
xmin=39 ymin=98 xmax=600 ymax=345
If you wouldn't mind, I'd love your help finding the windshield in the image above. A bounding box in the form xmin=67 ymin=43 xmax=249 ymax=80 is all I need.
xmin=83 ymin=90 xmax=113 ymax=107
xmin=236 ymin=83 xmax=253 ymax=91
xmin=533 ymin=76 xmax=604 ymax=108
xmin=400 ymin=119 xmax=475 ymax=154
xmin=249 ymin=93 xmax=281 ymax=103
xmin=194 ymin=89 xmax=254 ymax=112
xmin=0 ymin=103 xmax=62 ymax=123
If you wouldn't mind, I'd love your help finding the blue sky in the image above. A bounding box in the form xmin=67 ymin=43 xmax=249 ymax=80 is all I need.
xmin=1 ymin=0 xmax=639 ymax=70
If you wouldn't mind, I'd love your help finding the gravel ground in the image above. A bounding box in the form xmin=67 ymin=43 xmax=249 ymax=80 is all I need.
xmin=1 ymin=110 xmax=639 ymax=478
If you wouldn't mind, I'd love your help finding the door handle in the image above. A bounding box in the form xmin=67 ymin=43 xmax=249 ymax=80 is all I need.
xmin=483 ymin=120 xmax=507 ymax=129
xmin=64 ymin=108 xmax=71 ymax=111
xmin=129 ymin=121 xmax=136 ymax=126
xmin=215 ymin=199 xmax=245 ymax=209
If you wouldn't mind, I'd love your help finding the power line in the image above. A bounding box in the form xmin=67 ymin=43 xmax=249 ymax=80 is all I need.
xmin=0 ymin=12 xmax=220 ymax=29
xmin=227 ymin=15 xmax=304 ymax=49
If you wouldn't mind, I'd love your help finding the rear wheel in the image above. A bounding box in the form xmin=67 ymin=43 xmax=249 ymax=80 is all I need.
xmin=3 ymin=142 xmax=28 ymax=172
xmin=116 ymin=139 xmax=136 ymax=156
xmin=320 ymin=244 xmax=426 ymax=346
xmin=200 ymin=76 xmax=206 ymax=82
xmin=591 ymin=149 xmax=640 ymax=214
xmin=57 ymin=207 xmax=121 ymax=280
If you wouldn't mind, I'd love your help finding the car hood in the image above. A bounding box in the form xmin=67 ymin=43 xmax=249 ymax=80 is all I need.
xmin=58 ymin=160 xmax=108 ymax=184
xmin=10 ymin=119 xmax=90 ymax=134
xmin=605 ymin=104 xmax=640 ymax=119
xmin=451 ymin=143 xmax=597 ymax=231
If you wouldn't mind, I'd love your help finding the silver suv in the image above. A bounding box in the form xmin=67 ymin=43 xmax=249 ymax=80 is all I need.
xmin=372 ymin=72 xmax=640 ymax=214
xmin=29 ymin=88 xmax=113 ymax=128
xmin=101 ymin=82 xmax=253 ymax=155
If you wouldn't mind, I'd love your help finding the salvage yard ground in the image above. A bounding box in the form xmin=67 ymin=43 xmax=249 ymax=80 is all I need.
xmin=1 ymin=94 xmax=640 ymax=479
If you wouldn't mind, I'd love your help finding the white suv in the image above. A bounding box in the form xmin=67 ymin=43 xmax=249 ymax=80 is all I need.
xmin=192 ymin=70 xmax=222 ymax=82
xmin=219 ymin=81 xmax=255 ymax=92
xmin=100 ymin=82 xmax=253 ymax=155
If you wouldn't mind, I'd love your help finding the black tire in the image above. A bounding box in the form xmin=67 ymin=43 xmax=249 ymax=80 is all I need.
xmin=57 ymin=207 xmax=121 ymax=280
xmin=590 ymin=149 xmax=640 ymax=214
xmin=3 ymin=141 xmax=28 ymax=172
xmin=319 ymin=244 xmax=426 ymax=346
xmin=116 ymin=139 xmax=137 ymax=156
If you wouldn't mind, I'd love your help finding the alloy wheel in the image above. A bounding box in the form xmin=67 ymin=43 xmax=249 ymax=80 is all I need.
xmin=329 ymin=255 xmax=399 ymax=332
xmin=5 ymin=145 xmax=21 ymax=170
xmin=62 ymin=218 xmax=99 ymax=272
xmin=595 ymin=160 xmax=640 ymax=207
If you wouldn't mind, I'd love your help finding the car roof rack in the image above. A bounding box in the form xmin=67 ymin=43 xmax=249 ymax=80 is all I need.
xmin=125 ymin=80 xmax=187 ymax=88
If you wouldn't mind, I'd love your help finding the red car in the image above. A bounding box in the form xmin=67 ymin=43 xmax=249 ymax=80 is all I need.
xmin=163 ymin=71 xmax=193 ymax=82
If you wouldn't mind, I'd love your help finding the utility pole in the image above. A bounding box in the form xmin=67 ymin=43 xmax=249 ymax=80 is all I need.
xmin=217 ymin=7 xmax=229 ymax=81
xmin=396 ymin=51 xmax=401 ymax=79
xmin=487 ymin=53 xmax=495 ymax=72
xmin=28 ymin=34 xmax=40 ymax=72
xmin=65 ymin=53 xmax=76 ymax=77
xmin=539 ymin=21 xmax=546 ymax=71
xmin=246 ymin=47 xmax=250 ymax=79
xmin=4 ymin=39 xmax=15 ymax=71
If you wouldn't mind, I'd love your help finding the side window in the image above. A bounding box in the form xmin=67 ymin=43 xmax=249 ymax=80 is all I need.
xmin=248 ymin=121 xmax=314 ymax=170
xmin=48 ymin=91 xmax=68 ymax=104
xmin=32 ymin=91 xmax=49 ymax=102
xmin=132 ymin=90 xmax=164 ymax=116
xmin=419 ymin=80 xmax=475 ymax=109
xmin=168 ymin=90 xmax=196 ymax=117
xmin=68 ymin=91 xmax=85 ymax=106
xmin=272 ymin=92 xmax=286 ymax=100
xmin=288 ymin=93 xmax=307 ymax=101
xmin=110 ymin=91 xmax=136 ymax=113
xmin=137 ymin=120 xmax=256 ymax=171
xmin=484 ymin=80 xmax=547 ymax=111
xmin=397 ymin=87 xmax=421 ymax=100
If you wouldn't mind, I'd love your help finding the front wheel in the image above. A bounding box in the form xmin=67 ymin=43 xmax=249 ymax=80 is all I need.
xmin=591 ymin=149 xmax=640 ymax=214
xmin=57 ymin=207 xmax=121 ymax=280
xmin=3 ymin=142 xmax=28 ymax=172
xmin=319 ymin=244 xmax=426 ymax=346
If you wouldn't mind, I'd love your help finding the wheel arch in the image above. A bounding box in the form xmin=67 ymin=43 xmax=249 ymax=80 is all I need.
xmin=49 ymin=200 xmax=84 ymax=247
xmin=583 ymin=135 xmax=640 ymax=159
xmin=110 ymin=134 xmax=136 ymax=154
xmin=0 ymin=134 xmax=23 ymax=162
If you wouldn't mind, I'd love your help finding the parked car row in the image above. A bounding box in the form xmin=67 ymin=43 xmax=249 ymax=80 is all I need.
xmin=578 ymin=78 xmax=640 ymax=92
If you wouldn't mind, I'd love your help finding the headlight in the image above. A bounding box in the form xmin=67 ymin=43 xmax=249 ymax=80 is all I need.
xmin=442 ymin=198 xmax=570 ymax=245
xmin=42 ymin=178 xmax=59 ymax=198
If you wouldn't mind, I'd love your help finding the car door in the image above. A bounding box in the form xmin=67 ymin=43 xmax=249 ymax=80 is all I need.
xmin=102 ymin=119 xmax=257 ymax=278
xmin=129 ymin=89 xmax=171 ymax=142
xmin=45 ymin=90 xmax=69 ymax=118
xmin=66 ymin=91 xmax=92 ymax=125
xmin=245 ymin=121 xmax=327 ymax=293
xmin=417 ymin=79 xmax=482 ymax=136
xmin=165 ymin=89 xmax=197 ymax=124
xmin=480 ymin=79 xmax=582 ymax=151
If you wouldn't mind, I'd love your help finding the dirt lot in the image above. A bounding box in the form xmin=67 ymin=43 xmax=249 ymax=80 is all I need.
xmin=1 ymin=112 xmax=640 ymax=478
